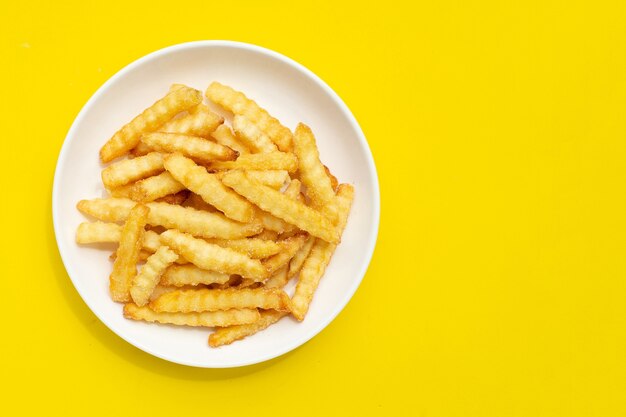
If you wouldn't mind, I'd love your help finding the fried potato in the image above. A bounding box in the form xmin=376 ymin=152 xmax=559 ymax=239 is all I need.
xmin=254 ymin=209 xmax=293 ymax=234
xmin=130 ymin=172 xmax=185 ymax=202
xmin=263 ymin=233 xmax=308 ymax=275
xmin=160 ymin=229 xmax=268 ymax=280
xmin=153 ymin=190 xmax=190 ymax=205
xmin=101 ymin=152 xmax=164 ymax=189
xmin=164 ymin=153 xmax=254 ymax=222
xmin=130 ymin=246 xmax=178 ymax=306
xmin=110 ymin=205 xmax=149 ymax=302
xmin=288 ymin=235 xmax=315 ymax=278
xmin=130 ymin=142 xmax=153 ymax=157
xmin=150 ymin=287 xmax=291 ymax=313
xmin=293 ymin=123 xmax=338 ymax=222
xmin=324 ymin=165 xmax=339 ymax=191
xmin=264 ymin=265 xmax=290 ymax=289
xmin=208 ymin=309 xmax=287 ymax=347
xmin=100 ymin=86 xmax=202 ymax=162
xmin=124 ymin=303 xmax=260 ymax=327
xmin=206 ymin=151 xmax=298 ymax=172
xmin=211 ymin=124 xmax=250 ymax=155
xmin=233 ymin=115 xmax=278 ymax=153
xmin=182 ymin=192 xmax=218 ymax=212
xmin=206 ymin=82 xmax=293 ymax=152
xmin=255 ymin=230 xmax=279 ymax=241
xmin=160 ymin=264 xmax=230 ymax=286
xmin=291 ymin=184 xmax=354 ymax=320
xmin=76 ymin=221 xmax=121 ymax=244
xmin=159 ymin=105 xmax=223 ymax=138
xmin=204 ymin=237 xmax=281 ymax=259
xmin=215 ymin=170 xmax=289 ymax=190
xmin=142 ymin=132 xmax=237 ymax=163
xmin=221 ymin=171 xmax=339 ymax=243
xmin=108 ymin=182 xmax=135 ymax=198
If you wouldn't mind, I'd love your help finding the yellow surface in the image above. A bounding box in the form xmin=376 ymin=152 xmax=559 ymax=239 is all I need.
xmin=1 ymin=1 xmax=625 ymax=415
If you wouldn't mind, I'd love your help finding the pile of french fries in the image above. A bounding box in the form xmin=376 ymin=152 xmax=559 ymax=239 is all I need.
xmin=75 ymin=82 xmax=354 ymax=347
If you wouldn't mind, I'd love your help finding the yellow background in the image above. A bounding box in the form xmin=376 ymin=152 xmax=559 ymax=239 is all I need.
xmin=2 ymin=1 xmax=625 ymax=415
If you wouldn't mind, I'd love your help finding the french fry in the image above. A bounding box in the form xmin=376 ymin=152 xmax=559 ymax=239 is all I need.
xmin=159 ymin=105 xmax=223 ymax=138
xmin=263 ymin=234 xmax=308 ymax=275
xmin=204 ymin=237 xmax=281 ymax=259
xmin=101 ymin=152 xmax=164 ymax=189
xmin=324 ymin=165 xmax=339 ymax=191
xmin=221 ymin=171 xmax=339 ymax=243
xmin=182 ymin=192 xmax=218 ymax=212
xmin=131 ymin=142 xmax=153 ymax=157
xmin=288 ymin=235 xmax=315 ymax=278
xmin=254 ymin=209 xmax=293 ymax=234
xmin=215 ymin=170 xmax=289 ymax=190
xmin=206 ymin=151 xmax=298 ymax=172
xmin=160 ymin=229 xmax=268 ymax=279
xmin=108 ymin=182 xmax=135 ymax=198
xmin=232 ymin=115 xmax=278 ymax=153
xmin=206 ymin=82 xmax=293 ymax=152
xmin=160 ymin=264 xmax=230 ymax=287
xmin=142 ymin=132 xmax=237 ymax=163
xmin=130 ymin=246 xmax=178 ymax=306
xmin=76 ymin=221 xmax=121 ymax=244
xmin=211 ymin=124 xmax=250 ymax=155
xmin=124 ymin=303 xmax=260 ymax=327
xmin=264 ymin=265 xmax=290 ymax=289
xmin=293 ymin=123 xmax=338 ymax=222
xmin=100 ymin=86 xmax=202 ymax=162
xmin=255 ymin=230 xmax=279 ymax=241
xmin=164 ymin=153 xmax=254 ymax=222
xmin=153 ymin=190 xmax=189 ymax=205
xmin=208 ymin=309 xmax=287 ymax=347
xmin=291 ymin=184 xmax=354 ymax=320
xmin=110 ymin=205 xmax=149 ymax=302
xmin=150 ymin=287 xmax=291 ymax=313
xmin=130 ymin=172 xmax=185 ymax=202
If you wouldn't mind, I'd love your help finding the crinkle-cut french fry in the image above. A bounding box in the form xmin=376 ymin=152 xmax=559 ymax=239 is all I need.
xmin=204 ymin=237 xmax=281 ymax=259
xmin=108 ymin=182 xmax=135 ymax=198
xmin=142 ymin=132 xmax=236 ymax=163
xmin=159 ymin=105 xmax=223 ymax=138
xmin=160 ymin=229 xmax=268 ymax=280
xmin=291 ymin=184 xmax=354 ymax=320
xmin=206 ymin=82 xmax=293 ymax=152
xmin=283 ymin=178 xmax=302 ymax=199
xmin=154 ymin=190 xmax=189 ymax=205
xmin=215 ymin=170 xmax=289 ymax=190
xmin=77 ymin=198 xmax=261 ymax=239
xmin=293 ymin=123 xmax=338 ymax=222
xmin=324 ymin=165 xmax=339 ymax=191
xmin=141 ymin=230 xmax=163 ymax=253
xmin=150 ymin=287 xmax=291 ymax=313
xmin=124 ymin=303 xmax=260 ymax=327
xmin=209 ymin=309 xmax=287 ymax=347
xmin=160 ymin=264 xmax=230 ymax=286
xmin=254 ymin=208 xmax=293 ymax=234
xmin=182 ymin=192 xmax=218 ymax=212
xmin=76 ymin=221 xmax=121 ymax=244
xmin=232 ymin=115 xmax=277 ymax=153
xmin=222 ymin=171 xmax=339 ymax=243
xmin=255 ymin=230 xmax=279 ymax=241
xmin=264 ymin=265 xmax=290 ymax=289
xmin=130 ymin=172 xmax=185 ymax=202
xmin=164 ymin=153 xmax=254 ymax=222
xmin=100 ymin=86 xmax=202 ymax=162
xmin=236 ymin=278 xmax=259 ymax=289
xmin=110 ymin=205 xmax=149 ymax=302
xmin=211 ymin=275 xmax=242 ymax=290
xmin=263 ymin=234 xmax=308 ymax=275
xmin=206 ymin=152 xmax=298 ymax=172
xmin=101 ymin=152 xmax=164 ymax=189
xmin=130 ymin=246 xmax=178 ymax=306
xmin=288 ymin=235 xmax=315 ymax=278
xmin=169 ymin=83 xmax=187 ymax=92
xmin=211 ymin=124 xmax=250 ymax=155
xmin=131 ymin=142 xmax=153 ymax=157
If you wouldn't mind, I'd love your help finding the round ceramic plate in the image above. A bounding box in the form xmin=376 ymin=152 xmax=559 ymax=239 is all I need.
xmin=53 ymin=40 xmax=380 ymax=368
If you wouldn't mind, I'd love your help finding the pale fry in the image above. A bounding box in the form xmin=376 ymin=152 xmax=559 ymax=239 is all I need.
xmin=130 ymin=246 xmax=178 ymax=306
xmin=160 ymin=229 xmax=268 ymax=280
xmin=221 ymin=171 xmax=339 ymax=243
xmin=209 ymin=309 xmax=287 ymax=347
xmin=160 ymin=264 xmax=230 ymax=286
xmin=124 ymin=303 xmax=260 ymax=327
xmin=130 ymin=172 xmax=185 ymax=202
xmin=206 ymin=151 xmax=298 ymax=172
xmin=76 ymin=221 xmax=121 ymax=244
xmin=150 ymin=287 xmax=291 ymax=313
xmin=100 ymin=86 xmax=202 ymax=162
xmin=159 ymin=106 xmax=223 ymax=138
xmin=255 ymin=230 xmax=279 ymax=241
xmin=164 ymin=153 xmax=254 ymax=222
xmin=233 ymin=115 xmax=278 ymax=153
xmin=288 ymin=235 xmax=315 ymax=278
xmin=101 ymin=152 xmax=164 ymax=189
xmin=215 ymin=170 xmax=289 ymax=190
xmin=263 ymin=234 xmax=308 ymax=275
xmin=264 ymin=265 xmax=290 ymax=289
xmin=206 ymin=82 xmax=293 ymax=152
xmin=211 ymin=124 xmax=250 ymax=155
xmin=110 ymin=205 xmax=148 ymax=302
xmin=142 ymin=132 xmax=237 ymax=163
xmin=283 ymin=178 xmax=302 ymax=200
xmin=291 ymin=184 xmax=354 ymax=320
xmin=254 ymin=209 xmax=293 ymax=234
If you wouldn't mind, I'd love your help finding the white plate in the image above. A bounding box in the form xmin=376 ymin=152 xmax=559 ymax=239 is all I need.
xmin=53 ymin=41 xmax=380 ymax=368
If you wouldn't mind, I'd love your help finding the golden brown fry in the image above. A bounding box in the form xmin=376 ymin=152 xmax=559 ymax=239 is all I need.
xmin=232 ymin=115 xmax=277 ymax=153
xmin=206 ymin=82 xmax=293 ymax=152
xmin=160 ymin=264 xmax=230 ymax=286
xmin=142 ymin=132 xmax=237 ymax=163
xmin=130 ymin=172 xmax=185 ymax=202
xmin=293 ymin=123 xmax=338 ymax=222
xmin=76 ymin=221 xmax=121 ymax=244
xmin=324 ymin=165 xmax=339 ymax=191
xmin=209 ymin=309 xmax=286 ymax=347
xmin=215 ymin=170 xmax=289 ymax=190
xmin=182 ymin=192 xmax=218 ymax=212
xmin=264 ymin=265 xmax=290 ymax=289
xmin=153 ymin=190 xmax=189 ymax=205
xmin=263 ymin=234 xmax=308 ymax=275
xmin=130 ymin=246 xmax=178 ymax=306
xmin=160 ymin=229 xmax=268 ymax=279
xmin=255 ymin=230 xmax=279 ymax=241
xmin=291 ymin=184 xmax=354 ymax=320
xmin=211 ymin=124 xmax=250 ymax=155
xmin=150 ymin=287 xmax=291 ymax=313
xmin=131 ymin=142 xmax=153 ymax=157
xmin=100 ymin=86 xmax=202 ymax=162
xmin=124 ymin=303 xmax=259 ymax=327
xmin=254 ymin=209 xmax=293 ymax=234
xmin=101 ymin=152 xmax=164 ymax=189
xmin=108 ymin=182 xmax=135 ymax=198
xmin=110 ymin=205 xmax=148 ymax=302
xmin=288 ymin=235 xmax=315 ymax=278
xmin=283 ymin=178 xmax=302 ymax=199
xmin=221 ymin=171 xmax=338 ymax=243
xmin=159 ymin=106 xmax=223 ymax=138
xmin=206 ymin=151 xmax=298 ymax=172
xmin=236 ymin=278 xmax=259 ymax=289
xmin=164 ymin=153 xmax=254 ymax=222
xmin=204 ymin=237 xmax=281 ymax=259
